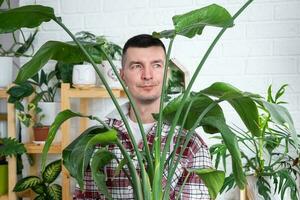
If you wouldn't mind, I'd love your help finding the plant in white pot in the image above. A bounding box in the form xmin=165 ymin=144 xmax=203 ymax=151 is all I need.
xmin=0 ymin=0 xmax=38 ymax=88
xmin=7 ymin=68 xmax=60 ymax=143
xmin=212 ymin=84 xmax=300 ymax=200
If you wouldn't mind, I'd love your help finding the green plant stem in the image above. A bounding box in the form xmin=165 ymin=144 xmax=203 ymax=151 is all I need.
xmin=99 ymin=47 xmax=152 ymax=199
xmin=163 ymin=101 xmax=219 ymax=199
xmin=152 ymin=37 xmax=175 ymax=200
xmin=175 ymin=171 xmax=191 ymax=200
xmin=116 ymin=140 xmax=143 ymax=200
xmin=54 ymin=18 xmax=145 ymax=200
xmin=99 ymin=46 xmax=154 ymax=179
xmin=88 ymin=116 xmax=111 ymax=130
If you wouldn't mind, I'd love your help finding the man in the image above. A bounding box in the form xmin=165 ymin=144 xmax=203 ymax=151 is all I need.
xmin=74 ymin=34 xmax=212 ymax=199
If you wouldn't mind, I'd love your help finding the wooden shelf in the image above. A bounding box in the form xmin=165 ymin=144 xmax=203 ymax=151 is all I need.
xmin=66 ymin=85 xmax=126 ymax=98
xmin=25 ymin=143 xmax=62 ymax=154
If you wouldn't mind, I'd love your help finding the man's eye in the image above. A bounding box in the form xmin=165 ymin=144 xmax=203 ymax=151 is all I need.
xmin=153 ymin=64 xmax=162 ymax=68
xmin=131 ymin=64 xmax=142 ymax=69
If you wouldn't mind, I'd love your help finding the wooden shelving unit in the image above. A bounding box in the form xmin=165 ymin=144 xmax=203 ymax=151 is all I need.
xmin=60 ymin=83 xmax=125 ymax=200
xmin=0 ymin=88 xmax=17 ymax=200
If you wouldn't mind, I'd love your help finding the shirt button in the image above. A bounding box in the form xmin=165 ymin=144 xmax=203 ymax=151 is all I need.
xmin=128 ymin=186 xmax=132 ymax=190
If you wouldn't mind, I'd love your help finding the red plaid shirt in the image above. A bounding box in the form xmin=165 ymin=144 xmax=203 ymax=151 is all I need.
xmin=74 ymin=105 xmax=212 ymax=200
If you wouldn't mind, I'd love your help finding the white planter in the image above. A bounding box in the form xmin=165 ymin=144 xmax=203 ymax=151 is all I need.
xmin=72 ymin=63 xmax=96 ymax=87
xmin=0 ymin=57 xmax=13 ymax=88
xmin=38 ymin=102 xmax=60 ymax=126
xmin=98 ymin=60 xmax=122 ymax=89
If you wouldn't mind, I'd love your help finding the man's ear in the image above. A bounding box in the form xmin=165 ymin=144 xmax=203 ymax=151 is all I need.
xmin=120 ymin=68 xmax=125 ymax=83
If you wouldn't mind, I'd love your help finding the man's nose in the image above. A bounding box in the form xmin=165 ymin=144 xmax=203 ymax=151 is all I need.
xmin=141 ymin=66 xmax=153 ymax=80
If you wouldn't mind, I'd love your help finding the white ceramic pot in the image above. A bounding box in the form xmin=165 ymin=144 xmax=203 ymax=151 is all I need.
xmin=38 ymin=102 xmax=60 ymax=126
xmin=0 ymin=57 xmax=13 ymax=88
xmin=72 ymin=64 xmax=96 ymax=86
xmin=98 ymin=60 xmax=122 ymax=89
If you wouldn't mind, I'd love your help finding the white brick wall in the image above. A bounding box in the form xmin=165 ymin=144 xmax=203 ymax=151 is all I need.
xmin=17 ymin=0 xmax=300 ymax=198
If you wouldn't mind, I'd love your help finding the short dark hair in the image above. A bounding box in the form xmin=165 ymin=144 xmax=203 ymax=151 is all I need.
xmin=122 ymin=34 xmax=166 ymax=66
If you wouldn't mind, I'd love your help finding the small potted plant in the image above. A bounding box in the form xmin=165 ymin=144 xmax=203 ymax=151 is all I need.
xmin=0 ymin=137 xmax=26 ymax=195
xmin=7 ymin=68 xmax=60 ymax=143
xmin=0 ymin=0 xmax=38 ymax=88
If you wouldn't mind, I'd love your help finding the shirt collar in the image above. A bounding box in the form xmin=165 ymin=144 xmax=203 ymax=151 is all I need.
xmin=106 ymin=102 xmax=130 ymax=120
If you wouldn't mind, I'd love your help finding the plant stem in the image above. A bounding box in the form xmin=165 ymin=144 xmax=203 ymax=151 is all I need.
xmin=152 ymin=37 xmax=175 ymax=200
xmin=54 ymin=18 xmax=145 ymax=200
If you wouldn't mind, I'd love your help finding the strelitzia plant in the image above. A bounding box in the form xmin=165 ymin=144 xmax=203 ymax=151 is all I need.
xmin=3 ymin=1 xmax=298 ymax=199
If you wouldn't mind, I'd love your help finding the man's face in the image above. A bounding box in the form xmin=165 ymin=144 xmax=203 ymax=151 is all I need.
xmin=121 ymin=46 xmax=166 ymax=105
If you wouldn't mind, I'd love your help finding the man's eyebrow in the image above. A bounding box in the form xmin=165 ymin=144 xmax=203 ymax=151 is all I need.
xmin=128 ymin=61 xmax=142 ymax=66
xmin=151 ymin=59 xmax=164 ymax=64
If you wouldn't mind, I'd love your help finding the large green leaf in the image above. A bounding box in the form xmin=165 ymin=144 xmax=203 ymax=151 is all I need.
xmin=91 ymin=149 xmax=116 ymax=200
xmin=42 ymin=159 xmax=61 ymax=184
xmin=202 ymin=117 xmax=246 ymax=189
xmin=201 ymin=82 xmax=261 ymax=137
xmin=62 ymin=126 xmax=117 ymax=190
xmin=15 ymin=41 xmax=102 ymax=84
xmin=161 ymin=92 xmax=224 ymax=132
xmin=0 ymin=5 xmax=55 ymax=34
xmin=273 ymin=169 xmax=299 ymax=200
xmin=41 ymin=109 xmax=86 ymax=170
xmin=189 ymin=168 xmax=225 ymax=199
xmin=48 ymin=184 xmax=62 ymax=200
xmin=173 ymin=4 xmax=233 ymax=38
xmin=13 ymin=176 xmax=42 ymax=192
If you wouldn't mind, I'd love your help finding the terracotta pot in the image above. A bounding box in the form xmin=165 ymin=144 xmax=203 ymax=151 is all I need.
xmin=0 ymin=163 xmax=8 ymax=195
xmin=33 ymin=126 xmax=50 ymax=142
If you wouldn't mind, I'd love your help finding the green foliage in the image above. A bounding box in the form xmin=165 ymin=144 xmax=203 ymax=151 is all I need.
xmin=0 ymin=137 xmax=26 ymax=158
xmin=0 ymin=3 xmax=42 ymax=57
xmin=8 ymin=1 xmax=259 ymax=200
xmin=13 ymin=160 xmax=62 ymax=198
xmin=212 ymin=84 xmax=300 ymax=200
xmin=189 ymin=168 xmax=225 ymax=199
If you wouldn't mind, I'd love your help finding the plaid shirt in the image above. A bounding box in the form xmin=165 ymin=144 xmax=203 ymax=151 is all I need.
xmin=74 ymin=105 xmax=212 ymax=200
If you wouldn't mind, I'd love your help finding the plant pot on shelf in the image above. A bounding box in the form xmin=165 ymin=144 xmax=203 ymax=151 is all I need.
xmin=0 ymin=57 xmax=13 ymax=88
xmin=72 ymin=63 xmax=96 ymax=89
xmin=33 ymin=126 xmax=50 ymax=143
xmin=0 ymin=161 xmax=8 ymax=195
xmin=98 ymin=60 xmax=122 ymax=89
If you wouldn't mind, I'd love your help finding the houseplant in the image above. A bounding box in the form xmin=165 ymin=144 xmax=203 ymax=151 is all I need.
xmin=13 ymin=159 xmax=62 ymax=199
xmin=0 ymin=0 xmax=38 ymax=88
xmin=6 ymin=68 xmax=60 ymax=142
xmin=1 ymin=1 xmax=292 ymax=199
xmin=212 ymin=84 xmax=300 ymax=200
xmin=0 ymin=137 xmax=26 ymax=195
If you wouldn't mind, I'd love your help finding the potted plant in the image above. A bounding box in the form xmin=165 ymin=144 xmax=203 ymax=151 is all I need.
xmin=1 ymin=1 xmax=287 ymax=199
xmin=212 ymin=84 xmax=300 ymax=200
xmin=13 ymin=159 xmax=62 ymax=199
xmin=0 ymin=0 xmax=38 ymax=88
xmin=7 ymin=68 xmax=60 ymax=142
xmin=0 ymin=137 xmax=26 ymax=195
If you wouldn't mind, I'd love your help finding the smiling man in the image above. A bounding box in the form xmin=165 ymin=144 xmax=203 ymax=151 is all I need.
xmin=74 ymin=34 xmax=212 ymax=200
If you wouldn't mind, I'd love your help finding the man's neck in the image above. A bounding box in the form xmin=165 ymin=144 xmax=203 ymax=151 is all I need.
xmin=128 ymin=100 xmax=159 ymax=124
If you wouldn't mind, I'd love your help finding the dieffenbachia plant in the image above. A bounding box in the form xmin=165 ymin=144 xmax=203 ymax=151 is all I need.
xmin=4 ymin=1 xmax=297 ymax=199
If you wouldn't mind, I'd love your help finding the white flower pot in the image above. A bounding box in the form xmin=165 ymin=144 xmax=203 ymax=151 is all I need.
xmin=98 ymin=60 xmax=122 ymax=89
xmin=72 ymin=63 xmax=96 ymax=87
xmin=0 ymin=57 xmax=13 ymax=88
xmin=38 ymin=102 xmax=60 ymax=126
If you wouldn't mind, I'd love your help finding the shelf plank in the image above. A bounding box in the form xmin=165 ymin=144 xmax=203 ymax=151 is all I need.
xmin=25 ymin=143 xmax=61 ymax=154
xmin=68 ymin=87 xmax=125 ymax=98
